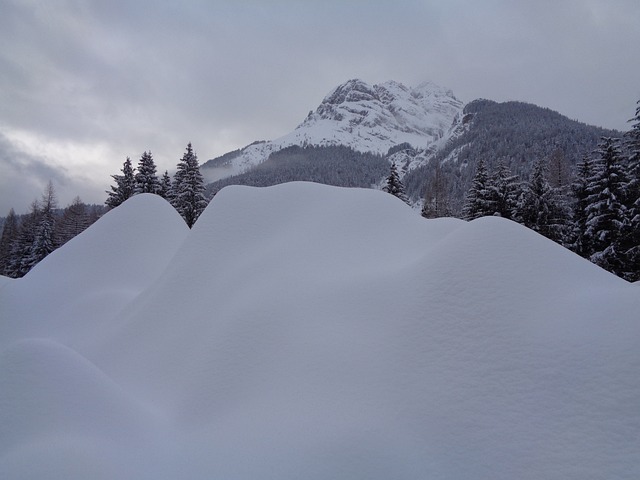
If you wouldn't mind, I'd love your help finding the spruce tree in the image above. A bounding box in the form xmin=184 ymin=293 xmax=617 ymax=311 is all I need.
xmin=462 ymin=158 xmax=493 ymax=220
xmin=134 ymin=151 xmax=161 ymax=195
xmin=25 ymin=181 xmax=58 ymax=270
xmin=585 ymin=137 xmax=628 ymax=276
xmin=159 ymin=170 xmax=173 ymax=201
xmin=514 ymin=158 xmax=569 ymax=243
xmin=488 ymin=160 xmax=519 ymax=220
xmin=0 ymin=208 xmax=19 ymax=276
xmin=620 ymin=100 xmax=640 ymax=280
xmin=106 ymin=157 xmax=136 ymax=208
xmin=383 ymin=162 xmax=408 ymax=204
xmin=57 ymin=196 xmax=91 ymax=246
xmin=171 ymin=143 xmax=208 ymax=228
xmin=570 ymin=155 xmax=597 ymax=258
xmin=421 ymin=163 xmax=450 ymax=218
xmin=7 ymin=201 xmax=40 ymax=278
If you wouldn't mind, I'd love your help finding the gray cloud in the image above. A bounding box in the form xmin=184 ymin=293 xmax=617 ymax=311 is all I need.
xmin=0 ymin=132 xmax=103 ymax=212
xmin=0 ymin=0 xmax=638 ymax=214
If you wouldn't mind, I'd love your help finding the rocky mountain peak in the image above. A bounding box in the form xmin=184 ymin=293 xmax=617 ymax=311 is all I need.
xmin=202 ymin=79 xmax=464 ymax=181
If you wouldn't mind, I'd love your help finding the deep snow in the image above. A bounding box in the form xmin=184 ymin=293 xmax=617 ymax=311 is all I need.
xmin=0 ymin=183 xmax=638 ymax=479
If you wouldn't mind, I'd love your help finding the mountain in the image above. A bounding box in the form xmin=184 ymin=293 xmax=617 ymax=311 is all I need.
xmin=402 ymin=99 xmax=621 ymax=210
xmin=202 ymin=80 xmax=621 ymax=211
xmin=1 ymin=182 xmax=638 ymax=479
xmin=201 ymin=79 xmax=463 ymax=182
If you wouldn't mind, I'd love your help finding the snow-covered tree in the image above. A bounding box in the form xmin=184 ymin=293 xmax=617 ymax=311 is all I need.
xmin=421 ymin=162 xmax=451 ymax=218
xmin=25 ymin=181 xmax=58 ymax=270
xmin=57 ymin=196 xmax=91 ymax=246
xmin=171 ymin=143 xmax=208 ymax=228
xmin=620 ymin=100 xmax=640 ymax=280
xmin=134 ymin=151 xmax=161 ymax=195
xmin=488 ymin=160 xmax=519 ymax=220
xmin=585 ymin=137 xmax=628 ymax=275
xmin=106 ymin=157 xmax=136 ymax=209
xmin=7 ymin=201 xmax=40 ymax=278
xmin=514 ymin=158 xmax=569 ymax=243
xmin=383 ymin=162 xmax=408 ymax=204
xmin=570 ymin=155 xmax=597 ymax=258
xmin=0 ymin=208 xmax=19 ymax=276
xmin=462 ymin=158 xmax=493 ymax=220
xmin=159 ymin=170 xmax=173 ymax=201
xmin=547 ymin=148 xmax=572 ymax=192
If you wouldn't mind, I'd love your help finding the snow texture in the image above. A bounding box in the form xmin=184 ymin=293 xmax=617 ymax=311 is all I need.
xmin=0 ymin=182 xmax=638 ymax=479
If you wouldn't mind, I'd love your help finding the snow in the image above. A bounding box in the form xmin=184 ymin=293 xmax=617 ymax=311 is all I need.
xmin=202 ymin=79 xmax=464 ymax=181
xmin=1 ymin=182 xmax=639 ymax=479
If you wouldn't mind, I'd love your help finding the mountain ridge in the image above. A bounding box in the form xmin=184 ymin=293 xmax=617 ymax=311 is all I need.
xmin=201 ymin=79 xmax=463 ymax=182
xmin=202 ymin=79 xmax=622 ymax=211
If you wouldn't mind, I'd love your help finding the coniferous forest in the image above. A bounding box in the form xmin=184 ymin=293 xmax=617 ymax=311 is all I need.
xmin=1 ymin=100 xmax=639 ymax=281
xmin=0 ymin=143 xmax=207 ymax=277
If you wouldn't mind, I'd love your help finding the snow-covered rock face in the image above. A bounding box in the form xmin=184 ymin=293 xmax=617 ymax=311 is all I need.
xmin=301 ymin=79 xmax=463 ymax=150
xmin=202 ymin=79 xmax=463 ymax=181
xmin=1 ymin=182 xmax=639 ymax=479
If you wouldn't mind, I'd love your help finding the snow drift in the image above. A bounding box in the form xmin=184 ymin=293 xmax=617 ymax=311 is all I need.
xmin=0 ymin=182 xmax=638 ymax=479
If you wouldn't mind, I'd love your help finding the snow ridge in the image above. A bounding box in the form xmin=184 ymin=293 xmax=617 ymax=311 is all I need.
xmin=1 ymin=183 xmax=639 ymax=479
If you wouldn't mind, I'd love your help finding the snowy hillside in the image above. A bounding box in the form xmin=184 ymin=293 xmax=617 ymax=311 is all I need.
xmin=201 ymin=79 xmax=463 ymax=181
xmin=1 ymin=183 xmax=639 ymax=479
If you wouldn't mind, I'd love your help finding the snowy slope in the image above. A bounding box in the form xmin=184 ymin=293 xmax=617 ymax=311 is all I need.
xmin=1 ymin=182 xmax=639 ymax=479
xmin=0 ymin=193 xmax=190 ymax=347
xmin=202 ymin=79 xmax=463 ymax=181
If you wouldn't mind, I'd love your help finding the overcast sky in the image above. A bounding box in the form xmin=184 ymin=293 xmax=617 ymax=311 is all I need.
xmin=1 ymin=0 xmax=639 ymax=213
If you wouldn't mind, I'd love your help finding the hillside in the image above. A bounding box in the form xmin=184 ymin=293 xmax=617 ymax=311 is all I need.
xmin=200 ymin=79 xmax=463 ymax=183
xmin=205 ymin=145 xmax=389 ymax=196
xmin=201 ymin=80 xmax=622 ymax=213
xmin=1 ymin=182 xmax=638 ymax=479
xmin=403 ymin=99 xmax=621 ymax=209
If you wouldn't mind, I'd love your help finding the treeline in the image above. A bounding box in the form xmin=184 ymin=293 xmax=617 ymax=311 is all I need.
xmin=106 ymin=142 xmax=208 ymax=229
xmin=0 ymin=182 xmax=106 ymax=278
xmin=418 ymin=100 xmax=640 ymax=282
xmin=403 ymin=99 xmax=620 ymax=211
xmin=0 ymin=143 xmax=209 ymax=278
xmin=205 ymin=145 xmax=389 ymax=196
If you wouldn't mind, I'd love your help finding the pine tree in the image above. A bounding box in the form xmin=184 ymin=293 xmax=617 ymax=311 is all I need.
xmin=462 ymin=158 xmax=493 ymax=220
xmin=134 ymin=151 xmax=161 ymax=195
xmin=159 ymin=170 xmax=172 ymax=201
xmin=171 ymin=143 xmax=208 ymax=228
xmin=106 ymin=157 xmax=136 ymax=208
xmin=620 ymin=99 xmax=640 ymax=280
xmin=570 ymin=155 xmax=597 ymax=258
xmin=548 ymin=148 xmax=572 ymax=192
xmin=25 ymin=181 xmax=58 ymax=270
xmin=7 ymin=201 xmax=40 ymax=278
xmin=421 ymin=163 xmax=450 ymax=218
xmin=488 ymin=160 xmax=519 ymax=220
xmin=0 ymin=208 xmax=19 ymax=276
xmin=383 ymin=162 xmax=408 ymax=204
xmin=514 ymin=158 xmax=569 ymax=243
xmin=57 ymin=196 xmax=91 ymax=246
xmin=585 ymin=137 xmax=628 ymax=276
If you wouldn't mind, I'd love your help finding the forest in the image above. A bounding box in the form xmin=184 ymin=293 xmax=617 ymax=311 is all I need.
xmin=1 ymin=100 xmax=639 ymax=282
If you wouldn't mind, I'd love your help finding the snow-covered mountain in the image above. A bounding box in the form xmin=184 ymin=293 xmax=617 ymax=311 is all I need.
xmin=1 ymin=184 xmax=639 ymax=479
xmin=201 ymin=79 xmax=463 ymax=181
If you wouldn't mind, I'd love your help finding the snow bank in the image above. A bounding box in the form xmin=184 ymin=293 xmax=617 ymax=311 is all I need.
xmin=1 ymin=182 xmax=638 ymax=479
xmin=0 ymin=193 xmax=190 ymax=347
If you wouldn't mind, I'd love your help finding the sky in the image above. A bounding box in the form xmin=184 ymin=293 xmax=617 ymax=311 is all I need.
xmin=1 ymin=0 xmax=639 ymax=213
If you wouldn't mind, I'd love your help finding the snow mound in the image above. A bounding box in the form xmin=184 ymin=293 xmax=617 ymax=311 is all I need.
xmin=0 ymin=193 xmax=190 ymax=347
xmin=1 ymin=182 xmax=638 ymax=479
